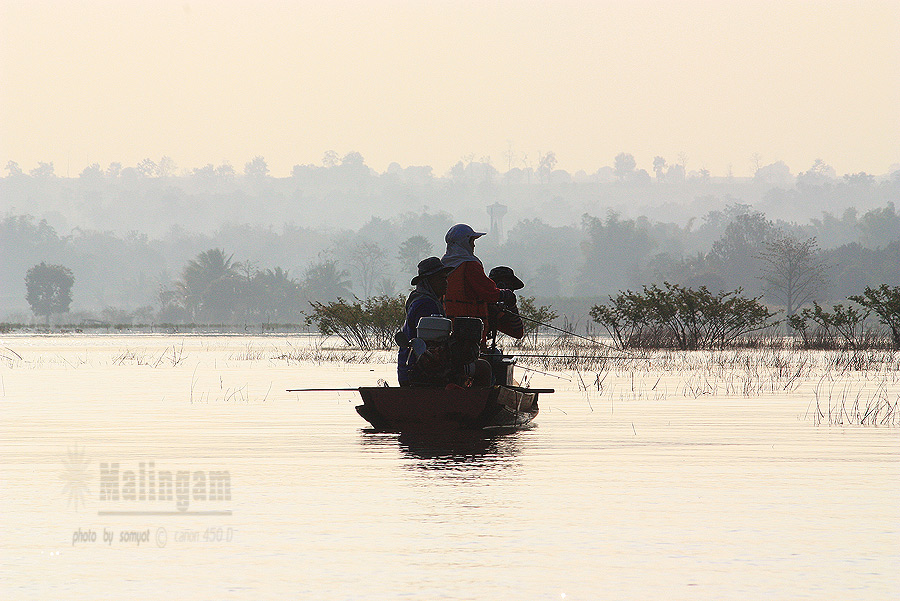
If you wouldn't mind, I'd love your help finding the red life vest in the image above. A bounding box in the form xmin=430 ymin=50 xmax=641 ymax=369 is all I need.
xmin=444 ymin=261 xmax=504 ymax=344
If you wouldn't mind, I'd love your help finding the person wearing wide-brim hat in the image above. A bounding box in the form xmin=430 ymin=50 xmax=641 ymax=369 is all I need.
xmin=441 ymin=224 xmax=516 ymax=347
xmin=488 ymin=266 xmax=525 ymax=340
xmin=410 ymin=256 xmax=453 ymax=286
xmin=397 ymin=257 xmax=454 ymax=386
xmin=488 ymin=266 xmax=524 ymax=291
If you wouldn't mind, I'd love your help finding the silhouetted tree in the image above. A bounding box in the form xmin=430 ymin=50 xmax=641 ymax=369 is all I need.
xmin=5 ymin=160 xmax=24 ymax=177
xmin=708 ymin=209 xmax=779 ymax=293
xmin=349 ymin=241 xmax=386 ymax=298
xmin=397 ymin=235 xmax=433 ymax=275
xmin=759 ymin=236 xmax=829 ymax=316
xmin=25 ymin=262 xmax=74 ymax=323
xmin=518 ymin=296 xmax=559 ymax=346
xmin=137 ymin=158 xmax=157 ymax=177
xmin=306 ymin=295 xmax=405 ymax=350
xmin=580 ymin=212 xmax=656 ymax=294
xmin=665 ymin=163 xmax=685 ymax=183
xmin=105 ymin=162 xmax=122 ymax=178
xmin=322 ymin=150 xmax=340 ymax=168
xmin=179 ymin=249 xmax=239 ymax=321
xmin=796 ymin=159 xmax=835 ymax=187
xmin=849 ymin=285 xmax=900 ymax=348
xmin=302 ymin=259 xmax=352 ymax=303
xmin=788 ymin=302 xmax=868 ymax=350
xmin=29 ymin=162 xmax=55 ymax=178
xmin=252 ymin=266 xmax=303 ymax=322
xmin=652 ymin=156 xmax=666 ymax=182
xmin=537 ymin=151 xmax=557 ymax=183
xmin=158 ymin=156 xmax=177 ymax=177
xmin=341 ymin=152 xmax=365 ymax=168
xmin=754 ymin=161 xmax=793 ymax=187
xmin=244 ymin=156 xmax=269 ymax=178
xmin=79 ymin=164 xmax=103 ymax=180
xmin=858 ymin=202 xmax=900 ymax=248
xmin=216 ymin=163 xmax=235 ymax=179
xmin=614 ymin=153 xmax=636 ymax=181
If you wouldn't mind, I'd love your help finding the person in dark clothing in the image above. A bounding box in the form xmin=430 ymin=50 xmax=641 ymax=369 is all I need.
xmin=442 ymin=223 xmax=516 ymax=347
xmin=397 ymin=257 xmax=453 ymax=386
xmin=487 ymin=265 xmax=525 ymax=342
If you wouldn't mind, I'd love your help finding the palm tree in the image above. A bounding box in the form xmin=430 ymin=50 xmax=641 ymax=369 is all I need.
xmin=179 ymin=249 xmax=239 ymax=322
xmin=253 ymin=267 xmax=303 ymax=322
xmin=301 ymin=259 xmax=352 ymax=303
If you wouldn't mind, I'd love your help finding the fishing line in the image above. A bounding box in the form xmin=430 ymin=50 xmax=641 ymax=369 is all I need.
xmin=514 ymin=365 xmax=572 ymax=380
xmin=501 ymin=307 xmax=647 ymax=359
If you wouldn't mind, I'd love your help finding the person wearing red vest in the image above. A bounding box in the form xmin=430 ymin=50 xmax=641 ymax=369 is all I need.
xmin=441 ymin=224 xmax=516 ymax=347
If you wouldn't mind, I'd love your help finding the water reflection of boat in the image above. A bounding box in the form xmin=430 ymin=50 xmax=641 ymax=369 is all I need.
xmin=358 ymin=428 xmax=525 ymax=468
xmin=355 ymin=384 xmax=552 ymax=433
xmin=396 ymin=430 xmax=523 ymax=467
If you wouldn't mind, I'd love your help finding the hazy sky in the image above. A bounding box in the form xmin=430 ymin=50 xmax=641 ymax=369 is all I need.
xmin=2 ymin=0 xmax=898 ymax=178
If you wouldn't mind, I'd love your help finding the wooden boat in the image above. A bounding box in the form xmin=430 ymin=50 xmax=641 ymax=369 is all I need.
xmin=355 ymin=383 xmax=552 ymax=432
xmin=287 ymin=346 xmax=551 ymax=432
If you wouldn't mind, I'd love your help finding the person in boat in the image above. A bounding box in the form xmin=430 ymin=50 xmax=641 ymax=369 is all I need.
xmin=397 ymin=256 xmax=454 ymax=387
xmin=487 ymin=265 xmax=526 ymax=343
xmin=442 ymin=223 xmax=517 ymax=348
xmin=397 ymin=256 xmax=492 ymax=388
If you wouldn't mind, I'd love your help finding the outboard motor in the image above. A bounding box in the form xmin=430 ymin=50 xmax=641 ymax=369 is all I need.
xmin=416 ymin=316 xmax=452 ymax=343
xmin=401 ymin=316 xmax=453 ymax=385
xmin=448 ymin=317 xmax=483 ymax=377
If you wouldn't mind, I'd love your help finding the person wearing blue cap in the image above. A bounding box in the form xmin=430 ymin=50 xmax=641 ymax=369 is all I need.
xmin=442 ymin=224 xmax=516 ymax=347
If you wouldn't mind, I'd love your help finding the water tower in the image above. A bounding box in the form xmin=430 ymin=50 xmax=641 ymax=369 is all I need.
xmin=487 ymin=202 xmax=508 ymax=243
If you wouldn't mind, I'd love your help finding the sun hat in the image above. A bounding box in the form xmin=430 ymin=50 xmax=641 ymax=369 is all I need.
xmin=488 ymin=266 xmax=524 ymax=290
xmin=410 ymin=256 xmax=454 ymax=285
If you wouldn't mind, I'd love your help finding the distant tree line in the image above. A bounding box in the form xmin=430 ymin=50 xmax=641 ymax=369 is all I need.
xmin=4 ymin=200 xmax=900 ymax=328
xmin=3 ymin=153 xmax=898 ymax=240
xmin=3 ymin=148 xmax=900 ymax=325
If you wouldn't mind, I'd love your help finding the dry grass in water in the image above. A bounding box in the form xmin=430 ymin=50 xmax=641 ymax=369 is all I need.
xmin=111 ymin=343 xmax=187 ymax=367
xmin=807 ymin=376 xmax=899 ymax=426
xmin=509 ymin=334 xmax=900 ymax=426
xmin=270 ymin=340 xmax=390 ymax=365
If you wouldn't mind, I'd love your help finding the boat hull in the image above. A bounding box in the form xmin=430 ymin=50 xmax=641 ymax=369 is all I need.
xmin=356 ymin=385 xmax=542 ymax=432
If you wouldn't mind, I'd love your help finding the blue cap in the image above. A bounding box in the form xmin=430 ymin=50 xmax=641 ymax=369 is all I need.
xmin=445 ymin=223 xmax=486 ymax=244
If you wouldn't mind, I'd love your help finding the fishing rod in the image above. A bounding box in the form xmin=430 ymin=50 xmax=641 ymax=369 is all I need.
xmin=286 ymin=387 xmax=359 ymax=392
xmin=499 ymin=307 xmax=647 ymax=358
xmin=510 ymin=353 xmax=647 ymax=360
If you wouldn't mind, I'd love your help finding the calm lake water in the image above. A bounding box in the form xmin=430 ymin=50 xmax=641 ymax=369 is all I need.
xmin=1 ymin=335 xmax=898 ymax=600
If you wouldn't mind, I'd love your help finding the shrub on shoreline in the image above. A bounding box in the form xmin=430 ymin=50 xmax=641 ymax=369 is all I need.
xmin=305 ymin=295 xmax=405 ymax=350
xmin=589 ymin=283 xmax=775 ymax=350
